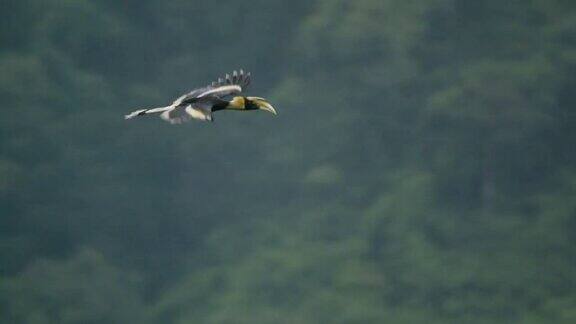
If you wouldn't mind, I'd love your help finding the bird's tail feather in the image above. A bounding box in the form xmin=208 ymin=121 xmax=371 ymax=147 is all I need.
xmin=124 ymin=109 xmax=148 ymax=119
xmin=124 ymin=106 xmax=172 ymax=120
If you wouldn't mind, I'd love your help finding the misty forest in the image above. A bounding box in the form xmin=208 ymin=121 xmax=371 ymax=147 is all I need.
xmin=1 ymin=0 xmax=576 ymax=323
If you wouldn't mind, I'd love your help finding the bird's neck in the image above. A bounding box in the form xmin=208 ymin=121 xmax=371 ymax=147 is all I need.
xmin=212 ymin=97 xmax=246 ymax=112
xmin=226 ymin=97 xmax=246 ymax=110
xmin=211 ymin=99 xmax=231 ymax=111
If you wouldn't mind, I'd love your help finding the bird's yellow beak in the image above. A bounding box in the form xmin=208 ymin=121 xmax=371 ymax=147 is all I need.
xmin=259 ymin=101 xmax=277 ymax=115
xmin=248 ymin=97 xmax=277 ymax=115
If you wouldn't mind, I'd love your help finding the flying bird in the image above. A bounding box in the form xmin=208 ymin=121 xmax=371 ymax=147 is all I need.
xmin=124 ymin=70 xmax=276 ymax=123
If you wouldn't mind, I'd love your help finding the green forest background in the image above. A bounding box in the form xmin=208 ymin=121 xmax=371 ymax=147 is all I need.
xmin=1 ymin=0 xmax=575 ymax=323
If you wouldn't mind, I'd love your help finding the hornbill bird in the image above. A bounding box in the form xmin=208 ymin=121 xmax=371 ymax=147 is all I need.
xmin=124 ymin=70 xmax=276 ymax=123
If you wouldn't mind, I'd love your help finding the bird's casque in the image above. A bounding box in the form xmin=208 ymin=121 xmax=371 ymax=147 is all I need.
xmin=124 ymin=70 xmax=276 ymax=124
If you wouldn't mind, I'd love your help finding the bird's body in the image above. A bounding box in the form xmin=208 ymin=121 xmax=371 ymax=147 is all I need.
xmin=125 ymin=70 xmax=276 ymax=123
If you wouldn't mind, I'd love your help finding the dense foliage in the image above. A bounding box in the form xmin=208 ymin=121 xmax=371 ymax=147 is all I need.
xmin=1 ymin=0 xmax=575 ymax=323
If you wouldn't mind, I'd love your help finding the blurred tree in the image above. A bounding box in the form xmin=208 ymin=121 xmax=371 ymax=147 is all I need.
xmin=0 ymin=249 xmax=148 ymax=324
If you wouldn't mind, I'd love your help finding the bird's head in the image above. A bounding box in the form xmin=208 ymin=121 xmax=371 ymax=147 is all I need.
xmin=228 ymin=96 xmax=277 ymax=115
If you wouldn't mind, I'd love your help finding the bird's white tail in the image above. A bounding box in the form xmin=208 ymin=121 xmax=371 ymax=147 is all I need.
xmin=124 ymin=106 xmax=172 ymax=120
xmin=124 ymin=109 xmax=147 ymax=119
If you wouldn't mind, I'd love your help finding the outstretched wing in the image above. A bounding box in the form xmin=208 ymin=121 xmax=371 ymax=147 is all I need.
xmin=160 ymin=102 xmax=214 ymax=124
xmin=172 ymin=70 xmax=250 ymax=106
xmin=210 ymin=69 xmax=251 ymax=91
xmin=160 ymin=105 xmax=193 ymax=124
xmin=185 ymin=103 xmax=213 ymax=122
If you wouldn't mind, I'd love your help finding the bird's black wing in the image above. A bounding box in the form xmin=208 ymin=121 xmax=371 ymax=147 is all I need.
xmin=172 ymin=70 xmax=251 ymax=106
